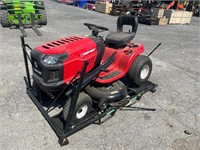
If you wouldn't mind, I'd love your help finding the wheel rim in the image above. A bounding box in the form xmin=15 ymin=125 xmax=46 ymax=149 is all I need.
xmin=76 ymin=104 xmax=88 ymax=119
xmin=140 ymin=64 xmax=150 ymax=79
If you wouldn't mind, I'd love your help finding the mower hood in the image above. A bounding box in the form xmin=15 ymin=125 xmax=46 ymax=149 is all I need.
xmin=34 ymin=36 xmax=96 ymax=56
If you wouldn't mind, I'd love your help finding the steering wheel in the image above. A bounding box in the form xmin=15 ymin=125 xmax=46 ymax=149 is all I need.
xmin=84 ymin=23 xmax=109 ymax=36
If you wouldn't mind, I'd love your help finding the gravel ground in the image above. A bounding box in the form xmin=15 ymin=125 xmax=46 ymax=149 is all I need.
xmin=0 ymin=1 xmax=200 ymax=150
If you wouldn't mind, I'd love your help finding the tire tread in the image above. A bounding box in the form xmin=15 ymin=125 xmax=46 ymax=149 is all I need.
xmin=128 ymin=55 xmax=152 ymax=85
xmin=62 ymin=92 xmax=92 ymax=122
xmin=1 ymin=10 xmax=9 ymax=27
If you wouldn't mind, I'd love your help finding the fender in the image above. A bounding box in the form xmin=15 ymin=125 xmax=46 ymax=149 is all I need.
xmin=96 ymin=43 xmax=144 ymax=83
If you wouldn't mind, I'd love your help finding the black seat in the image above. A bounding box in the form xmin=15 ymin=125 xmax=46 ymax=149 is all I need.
xmin=106 ymin=16 xmax=138 ymax=47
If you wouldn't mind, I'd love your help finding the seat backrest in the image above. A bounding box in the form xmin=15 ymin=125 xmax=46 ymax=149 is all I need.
xmin=117 ymin=16 xmax=138 ymax=33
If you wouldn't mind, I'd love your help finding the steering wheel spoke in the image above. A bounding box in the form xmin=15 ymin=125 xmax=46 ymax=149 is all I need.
xmin=84 ymin=23 xmax=109 ymax=36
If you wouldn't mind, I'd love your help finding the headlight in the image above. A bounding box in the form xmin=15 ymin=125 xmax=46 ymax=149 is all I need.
xmin=42 ymin=53 xmax=68 ymax=65
xmin=43 ymin=56 xmax=59 ymax=65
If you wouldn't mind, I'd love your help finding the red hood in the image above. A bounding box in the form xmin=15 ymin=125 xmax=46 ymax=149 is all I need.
xmin=34 ymin=36 xmax=95 ymax=55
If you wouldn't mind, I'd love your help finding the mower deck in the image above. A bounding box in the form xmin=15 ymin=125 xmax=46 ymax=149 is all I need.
xmin=26 ymin=80 xmax=157 ymax=146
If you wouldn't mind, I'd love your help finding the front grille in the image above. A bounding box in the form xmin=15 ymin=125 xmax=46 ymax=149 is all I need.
xmin=49 ymin=70 xmax=59 ymax=81
xmin=31 ymin=50 xmax=64 ymax=84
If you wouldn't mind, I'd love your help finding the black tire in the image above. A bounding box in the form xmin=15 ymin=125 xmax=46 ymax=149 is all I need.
xmin=1 ymin=10 xmax=9 ymax=27
xmin=62 ymin=92 xmax=92 ymax=124
xmin=39 ymin=9 xmax=47 ymax=25
xmin=85 ymin=80 xmax=127 ymax=103
xmin=128 ymin=55 xmax=152 ymax=86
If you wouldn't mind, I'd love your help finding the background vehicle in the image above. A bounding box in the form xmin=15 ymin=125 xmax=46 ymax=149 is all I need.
xmin=0 ymin=0 xmax=47 ymax=27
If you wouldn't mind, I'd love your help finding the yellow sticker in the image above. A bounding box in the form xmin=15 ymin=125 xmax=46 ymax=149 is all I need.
xmin=111 ymin=91 xmax=119 ymax=94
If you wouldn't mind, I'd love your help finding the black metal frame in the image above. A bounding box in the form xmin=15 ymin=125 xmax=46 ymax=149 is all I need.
xmin=21 ymin=36 xmax=158 ymax=146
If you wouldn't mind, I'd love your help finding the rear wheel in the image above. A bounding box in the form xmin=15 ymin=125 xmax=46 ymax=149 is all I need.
xmin=128 ymin=55 xmax=152 ymax=86
xmin=39 ymin=9 xmax=47 ymax=25
xmin=62 ymin=92 xmax=92 ymax=124
xmin=1 ymin=10 xmax=9 ymax=27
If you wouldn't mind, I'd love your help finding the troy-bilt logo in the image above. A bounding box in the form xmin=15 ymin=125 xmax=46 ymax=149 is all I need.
xmin=80 ymin=48 xmax=95 ymax=57
xmin=34 ymin=61 xmax=38 ymax=68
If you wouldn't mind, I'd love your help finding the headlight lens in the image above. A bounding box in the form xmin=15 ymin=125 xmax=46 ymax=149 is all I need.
xmin=43 ymin=56 xmax=59 ymax=65
xmin=42 ymin=53 xmax=68 ymax=65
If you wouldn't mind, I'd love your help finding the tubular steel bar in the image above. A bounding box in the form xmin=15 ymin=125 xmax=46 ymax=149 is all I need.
xmin=148 ymin=43 xmax=161 ymax=57
xmin=46 ymin=71 xmax=81 ymax=113
xmin=64 ymin=61 xmax=89 ymax=132
xmin=62 ymin=107 xmax=117 ymax=137
xmin=21 ymin=36 xmax=31 ymax=89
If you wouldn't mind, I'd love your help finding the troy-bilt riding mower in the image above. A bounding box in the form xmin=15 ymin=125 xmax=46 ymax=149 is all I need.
xmin=0 ymin=0 xmax=47 ymax=36
xmin=21 ymin=16 xmax=160 ymax=145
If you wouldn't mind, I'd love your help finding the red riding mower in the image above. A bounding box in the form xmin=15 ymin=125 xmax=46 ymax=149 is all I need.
xmin=21 ymin=16 xmax=160 ymax=145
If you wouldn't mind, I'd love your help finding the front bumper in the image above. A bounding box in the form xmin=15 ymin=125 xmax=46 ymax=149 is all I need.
xmin=33 ymin=73 xmax=65 ymax=92
xmin=31 ymin=50 xmax=66 ymax=92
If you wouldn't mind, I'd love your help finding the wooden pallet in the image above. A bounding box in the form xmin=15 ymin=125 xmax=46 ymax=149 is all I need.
xmin=156 ymin=17 xmax=168 ymax=25
xmin=95 ymin=2 xmax=112 ymax=14
xmin=168 ymin=23 xmax=190 ymax=25
xmin=164 ymin=10 xmax=193 ymax=25
xmin=151 ymin=8 xmax=165 ymax=21
xmin=110 ymin=4 xmax=128 ymax=16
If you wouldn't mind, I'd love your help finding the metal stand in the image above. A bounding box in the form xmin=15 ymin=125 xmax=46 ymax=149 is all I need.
xmin=21 ymin=36 xmax=158 ymax=146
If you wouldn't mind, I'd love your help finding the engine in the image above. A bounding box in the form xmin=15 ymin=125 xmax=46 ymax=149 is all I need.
xmin=31 ymin=36 xmax=105 ymax=92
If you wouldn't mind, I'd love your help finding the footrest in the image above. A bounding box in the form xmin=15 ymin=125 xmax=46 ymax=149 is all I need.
xmin=101 ymin=70 xmax=121 ymax=80
xmin=97 ymin=70 xmax=121 ymax=81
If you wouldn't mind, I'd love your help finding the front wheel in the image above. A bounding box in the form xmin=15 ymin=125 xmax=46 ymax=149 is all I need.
xmin=127 ymin=55 xmax=152 ymax=86
xmin=39 ymin=9 xmax=47 ymax=25
xmin=62 ymin=92 xmax=92 ymax=125
xmin=1 ymin=10 xmax=10 ymax=27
